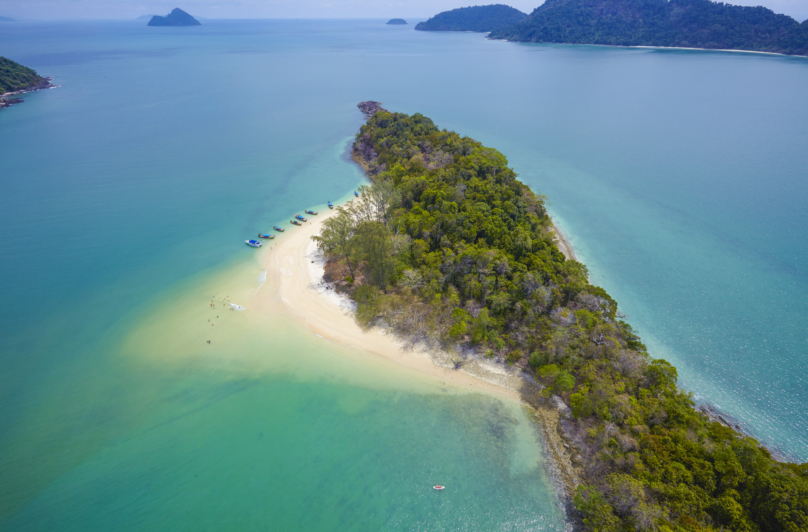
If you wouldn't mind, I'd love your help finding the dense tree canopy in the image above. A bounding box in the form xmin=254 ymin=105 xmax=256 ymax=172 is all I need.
xmin=415 ymin=4 xmax=527 ymax=32
xmin=489 ymin=0 xmax=808 ymax=56
xmin=317 ymin=109 xmax=808 ymax=531
xmin=0 ymin=57 xmax=43 ymax=95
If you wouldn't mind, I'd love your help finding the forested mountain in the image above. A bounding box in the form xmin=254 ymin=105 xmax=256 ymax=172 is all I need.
xmin=415 ymin=4 xmax=527 ymax=32
xmin=489 ymin=0 xmax=808 ymax=56
xmin=318 ymin=107 xmax=808 ymax=532
xmin=0 ymin=57 xmax=45 ymax=94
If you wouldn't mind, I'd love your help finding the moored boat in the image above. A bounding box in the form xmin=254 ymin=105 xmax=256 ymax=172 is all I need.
xmin=433 ymin=485 xmax=445 ymax=491
xmin=273 ymin=226 xmax=285 ymax=232
xmin=304 ymin=210 xmax=318 ymax=215
xmin=258 ymin=233 xmax=275 ymax=239
xmin=354 ymin=191 xmax=359 ymax=197
xmin=328 ymin=201 xmax=333 ymax=209
xmin=295 ymin=214 xmax=307 ymax=222
xmin=291 ymin=220 xmax=302 ymax=226
xmin=245 ymin=239 xmax=262 ymax=248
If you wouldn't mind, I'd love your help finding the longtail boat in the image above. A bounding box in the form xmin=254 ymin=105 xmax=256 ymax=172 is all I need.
xmin=295 ymin=214 xmax=307 ymax=222
xmin=304 ymin=210 xmax=318 ymax=215
xmin=258 ymin=233 xmax=275 ymax=239
xmin=291 ymin=220 xmax=302 ymax=226
xmin=273 ymin=226 xmax=285 ymax=232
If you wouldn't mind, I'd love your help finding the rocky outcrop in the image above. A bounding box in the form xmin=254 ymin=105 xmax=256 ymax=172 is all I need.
xmin=148 ymin=8 xmax=201 ymax=27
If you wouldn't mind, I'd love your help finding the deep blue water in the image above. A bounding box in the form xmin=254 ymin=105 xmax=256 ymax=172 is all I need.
xmin=1 ymin=18 xmax=807 ymax=529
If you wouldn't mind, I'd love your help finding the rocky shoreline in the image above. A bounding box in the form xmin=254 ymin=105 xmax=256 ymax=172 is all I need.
xmin=0 ymin=76 xmax=56 ymax=111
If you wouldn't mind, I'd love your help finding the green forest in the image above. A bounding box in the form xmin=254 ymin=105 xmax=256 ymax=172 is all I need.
xmin=414 ymin=4 xmax=527 ymax=32
xmin=488 ymin=0 xmax=808 ymax=56
xmin=0 ymin=57 xmax=43 ymax=95
xmin=314 ymin=109 xmax=808 ymax=531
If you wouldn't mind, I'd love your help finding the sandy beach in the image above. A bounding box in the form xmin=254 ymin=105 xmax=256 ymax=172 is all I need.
xmin=262 ymin=209 xmax=527 ymax=401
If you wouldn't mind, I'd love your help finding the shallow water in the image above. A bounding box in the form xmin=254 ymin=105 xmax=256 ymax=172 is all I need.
xmin=1 ymin=17 xmax=806 ymax=529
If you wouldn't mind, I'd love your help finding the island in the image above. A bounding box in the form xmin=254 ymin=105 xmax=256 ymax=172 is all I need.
xmin=415 ymin=4 xmax=527 ymax=32
xmin=147 ymin=8 xmax=201 ymax=27
xmin=136 ymin=14 xmax=158 ymax=21
xmin=1 ymin=56 xmax=54 ymax=110
xmin=386 ymin=18 xmax=407 ymax=25
xmin=309 ymin=102 xmax=808 ymax=531
xmin=489 ymin=0 xmax=808 ymax=57
xmin=0 ymin=16 xmax=15 ymax=21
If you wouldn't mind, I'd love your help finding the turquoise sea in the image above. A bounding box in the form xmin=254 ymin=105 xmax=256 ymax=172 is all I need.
xmin=1 ymin=19 xmax=806 ymax=529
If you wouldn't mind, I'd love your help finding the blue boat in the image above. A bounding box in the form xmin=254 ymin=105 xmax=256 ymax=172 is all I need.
xmin=328 ymin=202 xmax=333 ymax=209
xmin=273 ymin=226 xmax=285 ymax=232
xmin=258 ymin=233 xmax=275 ymax=239
xmin=245 ymin=240 xmax=262 ymax=248
xmin=295 ymin=214 xmax=307 ymax=222
xmin=291 ymin=220 xmax=302 ymax=226
xmin=304 ymin=210 xmax=318 ymax=215
xmin=354 ymin=191 xmax=359 ymax=197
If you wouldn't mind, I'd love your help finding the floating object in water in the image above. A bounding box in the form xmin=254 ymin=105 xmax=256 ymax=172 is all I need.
xmin=354 ymin=191 xmax=359 ymax=197
xmin=258 ymin=233 xmax=275 ymax=239
xmin=328 ymin=201 xmax=333 ymax=209
xmin=273 ymin=226 xmax=285 ymax=232
xmin=304 ymin=210 xmax=318 ymax=215
xmin=433 ymin=485 xmax=445 ymax=491
xmin=295 ymin=214 xmax=307 ymax=222
xmin=291 ymin=220 xmax=302 ymax=226
xmin=245 ymin=239 xmax=262 ymax=248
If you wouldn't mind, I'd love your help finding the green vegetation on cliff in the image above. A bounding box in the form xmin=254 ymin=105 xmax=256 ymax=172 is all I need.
xmin=415 ymin=4 xmax=527 ymax=32
xmin=0 ymin=57 xmax=43 ymax=94
xmin=316 ymin=108 xmax=808 ymax=531
xmin=488 ymin=0 xmax=808 ymax=56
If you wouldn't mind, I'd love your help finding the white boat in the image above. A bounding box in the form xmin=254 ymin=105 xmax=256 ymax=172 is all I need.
xmin=433 ymin=485 xmax=445 ymax=491
xmin=245 ymin=240 xmax=262 ymax=248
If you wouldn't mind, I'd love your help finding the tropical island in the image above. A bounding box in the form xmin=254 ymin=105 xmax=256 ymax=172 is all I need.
xmin=415 ymin=4 xmax=527 ymax=32
xmin=0 ymin=56 xmax=54 ymax=110
xmin=386 ymin=18 xmax=407 ymax=25
xmin=488 ymin=0 xmax=808 ymax=56
xmin=147 ymin=8 xmax=201 ymax=27
xmin=308 ymin=103 xmax=808 ymax=531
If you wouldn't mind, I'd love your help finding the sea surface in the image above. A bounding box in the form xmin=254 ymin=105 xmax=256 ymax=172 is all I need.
xmin=1 ymin=18 xmax=806 ymax=529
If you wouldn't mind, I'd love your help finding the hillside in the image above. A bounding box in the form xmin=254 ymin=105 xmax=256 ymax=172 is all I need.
xmin=415 ymin=4 xmax=527 ymax=32
xmin=387 ymin=18 xmax=407 ymax=25
xmin=1 ymin=57 xmax=45 ymax=94
xmin=489 ymin=0 xmax=808 ymax=56
xmin=147 ymin=8 xmax=200 ymax=27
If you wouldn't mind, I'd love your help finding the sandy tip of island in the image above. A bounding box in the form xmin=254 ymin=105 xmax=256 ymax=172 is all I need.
xmin=261 ymin=209 xmax=523 ymax=401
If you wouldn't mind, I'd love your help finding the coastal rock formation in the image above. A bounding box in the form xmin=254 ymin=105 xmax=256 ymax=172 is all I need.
xmin=147 ymin=8 xmax=201 ymax=27
xmin=1 ymin=56 xmax=54 ymax=111
xmin=415 ymin=4 xmax=527 ymax=32
xmin=386 ymin=19 xmax=407 ymax=25
xmin=357 ymin=101 xmax=387 ymax=117
xmin=489 ymin=0 xmax=808 ymax=56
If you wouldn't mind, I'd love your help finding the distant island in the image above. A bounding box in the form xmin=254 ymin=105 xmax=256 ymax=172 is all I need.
xmin=0 ymin=15 xmax=15 ymax=21
xmin=386 ymin=19 xmax=407 ymax=25
xmin=1 ymin=56 xmax=54 ymax=110
xmin=415 ymin=4 xmax=527 ymax=32
xmin=489 ymin=0 xmax=808 ymax=56
xmin=147 ymin=8 xmax=200 ymax=27
xmin=136 ymin=14 xmax=158 ymax=21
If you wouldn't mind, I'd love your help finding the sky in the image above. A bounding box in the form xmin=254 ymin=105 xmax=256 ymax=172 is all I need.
xmin=0 ymin=0 xmax=806 ymax=24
